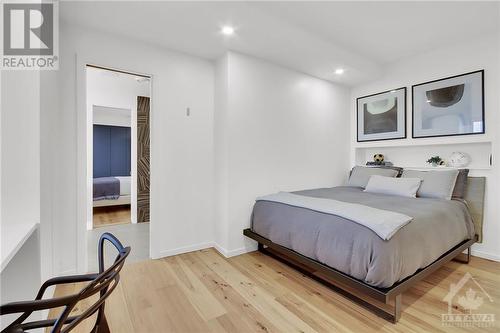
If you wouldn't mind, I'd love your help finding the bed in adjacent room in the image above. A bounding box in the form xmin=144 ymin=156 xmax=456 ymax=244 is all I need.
xmin=244 ymin=166 xmax=485 ymax=323
xmin=93 ymin=176 xmax=131 ymax=207
xmin=92 ymin=123 xmax=132 ymax=208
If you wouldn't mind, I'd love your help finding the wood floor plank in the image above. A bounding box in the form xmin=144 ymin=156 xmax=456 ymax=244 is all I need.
xmin=185 ymin=250 xmax=287 ymax=333
xmin=50 ymin=248 xmax=500 ymax=333
xmin=105 ymin=282 xmax=135 ymax=332
xmin=198 ymin=248 xmax=318 ymax=333
xmin=233 ymin=251 xmax=390 ymax=332
xmin=162 ymin=255 xmax=227 ymax=321
xmin=93 ymin=205 xmax=131 ymax=228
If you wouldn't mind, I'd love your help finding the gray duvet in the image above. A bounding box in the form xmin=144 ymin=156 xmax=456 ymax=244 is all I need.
xmin=251 ymin=186 xmax=474 ymax=288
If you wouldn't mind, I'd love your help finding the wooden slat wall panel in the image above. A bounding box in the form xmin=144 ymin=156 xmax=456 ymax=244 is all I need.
xmin=137 ymin=96 xmax=150 ymax=223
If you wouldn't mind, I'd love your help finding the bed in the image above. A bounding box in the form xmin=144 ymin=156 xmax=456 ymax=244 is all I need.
xmin=93 ymin=176 xmax=131 ymax=207
xmin=243 ymin=176 xmax=485 ymax=323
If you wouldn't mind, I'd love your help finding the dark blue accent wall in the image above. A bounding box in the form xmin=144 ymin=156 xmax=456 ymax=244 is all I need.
xmin=93 ymin=125 xmax=131 ymax=178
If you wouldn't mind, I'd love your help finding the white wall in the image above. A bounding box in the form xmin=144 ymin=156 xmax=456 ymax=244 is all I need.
xmin=43 ymin=22 xmax=215 ymax=275
xmin=1 ymin=230 xmax=41 ymax=330
xmin=40 ymin=70 xmax=58 ymax=280
xmin=214 ymin=55 xmax=230 ymax=251
xmin=87 ymin=67 xmax=150 ymax=111
xmin=350 ymin=34 xmax=500 ymax=260
xmin=215 ymin=52 xmax=351 ymax=255
xmin=1 ymin=71 xmax=40 ymax=230
xmin=93 ymin=106 xmax=131 ymax=127
xmin=1 ymin=71 xmax=42 ymax=327
xmin=88 ymin=67 xmax=150 ymax=127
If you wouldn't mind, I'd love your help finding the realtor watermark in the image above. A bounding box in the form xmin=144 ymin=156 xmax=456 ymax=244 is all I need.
xmin=1 ymin=0 xmax=59 ymax=70
xmin=442 ymin=272 xmax=495 ymax=328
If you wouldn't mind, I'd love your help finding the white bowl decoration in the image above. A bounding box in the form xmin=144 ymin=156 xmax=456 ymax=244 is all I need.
xmin=448 ymin=152 xmax=470 ymax=168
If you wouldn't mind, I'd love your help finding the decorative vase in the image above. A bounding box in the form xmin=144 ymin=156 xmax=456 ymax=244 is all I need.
xmin=448 ymin=152 xmax=470 ymax=168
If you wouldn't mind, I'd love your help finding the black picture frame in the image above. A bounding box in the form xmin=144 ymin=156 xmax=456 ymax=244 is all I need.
xmin=356 ymin=87 xmax=407 ymax=142
xmin=412 ymin=70 xmax=485 ymax=139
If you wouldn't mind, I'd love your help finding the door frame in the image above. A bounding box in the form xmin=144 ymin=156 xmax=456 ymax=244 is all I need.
xmin=76 ymin=55 xmax=152 ymax=273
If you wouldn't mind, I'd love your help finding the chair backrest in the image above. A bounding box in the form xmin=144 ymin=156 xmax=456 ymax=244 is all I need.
xmin=54 ymin=233 xmax=131 ymax=332
xmin=0 ymin=233 xmax=130 ymax=333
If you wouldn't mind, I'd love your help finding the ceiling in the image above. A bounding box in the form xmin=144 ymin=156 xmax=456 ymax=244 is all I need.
xmin=61 ymin=1 xmax=499 ymax=86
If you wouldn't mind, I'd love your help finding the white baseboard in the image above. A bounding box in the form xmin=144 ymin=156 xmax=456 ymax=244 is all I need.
xmin=154 ymin=242 xmax=214 ymax=259
xmin=152 ymin=241 xmax=257 ymax=260
xmin=471 ymin=249 xmax=500 ymax=262
xmin=213 ymin=243 xmax=257 ymax=258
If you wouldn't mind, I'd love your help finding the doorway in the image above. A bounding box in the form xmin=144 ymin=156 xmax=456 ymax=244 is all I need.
xmin=85 ymin=64 xmax=151 ymax=270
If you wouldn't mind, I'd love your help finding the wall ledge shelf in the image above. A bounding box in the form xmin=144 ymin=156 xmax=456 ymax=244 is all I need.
xmin=397 ymin=166 xmax=492 ymax=171
xmin=354 ymin=138 xmax=492 ymax=149
xmin=1 ymin=222 xmax=39 ymax=272
xmin=354 ymin=140 xmax=493 ymax=172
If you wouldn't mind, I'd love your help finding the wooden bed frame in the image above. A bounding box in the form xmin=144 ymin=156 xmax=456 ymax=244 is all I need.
xmin=244 ymin=228 xmax=475 ymax=323
xmin=242 ymin=177 xmax=485 ymax=323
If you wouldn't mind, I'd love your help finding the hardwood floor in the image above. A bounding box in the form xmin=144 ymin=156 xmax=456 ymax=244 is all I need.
xmin=93 ymin=205 xmax=131 ymax=228
xmin=50 ymin=248 xmax=500 ymax=332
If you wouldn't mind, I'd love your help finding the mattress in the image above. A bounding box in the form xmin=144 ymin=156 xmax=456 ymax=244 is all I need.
xmin=115 ymin=176 xmax=131 ymax=196
xmin=93 ymin=177 xmax=120 ymax=201
xmin=251 ymin=186 xmax=474 ymax=288
xmin=93 ymin=176 xmax=131 ymax=201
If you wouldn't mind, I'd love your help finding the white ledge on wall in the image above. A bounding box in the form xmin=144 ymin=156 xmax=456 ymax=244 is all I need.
xmin=354 ymin=136 xmax=492 ymax=149
xmin=354 ymin=140 xmax=492 ymax=172
xmin=1 ymin=222 xmax=39 ymax=271
xmin=400 ymin=166 xmax=492 ymax=171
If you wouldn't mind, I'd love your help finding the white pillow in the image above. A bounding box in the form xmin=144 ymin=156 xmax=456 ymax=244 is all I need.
xmin=364 ymin=175 xmax=422 ymax=198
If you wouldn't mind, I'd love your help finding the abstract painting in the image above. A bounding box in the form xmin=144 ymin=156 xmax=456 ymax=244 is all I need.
xmin=412 ymin=70 xmax=484 ymax=138
xmin=357 ymin=87 xmax=406 ymax=142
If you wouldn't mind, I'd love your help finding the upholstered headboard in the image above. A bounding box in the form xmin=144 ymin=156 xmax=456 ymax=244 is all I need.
xmin=464 ymin=177 xmax=486 ymax=243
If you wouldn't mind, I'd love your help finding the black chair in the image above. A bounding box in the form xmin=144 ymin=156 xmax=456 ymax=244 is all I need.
xmin=0 ymin=233 xmax=131 ymax=333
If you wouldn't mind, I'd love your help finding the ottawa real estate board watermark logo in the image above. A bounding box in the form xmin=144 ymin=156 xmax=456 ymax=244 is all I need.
xmin=442 ymin=272 xmax=495 ymax=327
xmin=1 ymin=1 xmax=58 ymax=70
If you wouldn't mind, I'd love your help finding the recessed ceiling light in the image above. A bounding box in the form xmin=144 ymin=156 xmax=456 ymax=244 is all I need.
xmin=334 ymin=68 xmax=344 ymax=75
xmin=221 ymin=26 xmax=235 ymax=36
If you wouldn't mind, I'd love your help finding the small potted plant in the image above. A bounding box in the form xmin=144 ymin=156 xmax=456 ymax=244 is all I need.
xmin=426 ymin=156 xmax=445 ymax=167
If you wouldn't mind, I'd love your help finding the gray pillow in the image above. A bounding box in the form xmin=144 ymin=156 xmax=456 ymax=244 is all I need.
xmin=347 ymin=166 xmax=399 ymax=188
xmin=452 ymin=169 xmax=470 ymax=199
xmin=401 ymin=169 xmax=460 ymax=200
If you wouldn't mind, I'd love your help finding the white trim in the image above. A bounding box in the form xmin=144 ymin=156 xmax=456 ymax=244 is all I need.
xmin=152 ymin=242 xmax=258 ymax=260
xmin=153 ymin=242 xmax=214 ymax=259
xmin=76 ymin=54 xmax=88 ymax=272
xmin=471 ymin=249 xmax=500 ymax=262
xmin=130 ymin=97 xmax=138 ymax=224
xmin=212 ymin=243 xmax=228 ymax=257
xmin=213 ymin=243 xmax=257 ymax=258
xmin=76 ymin=55 xmax=153 ymax=273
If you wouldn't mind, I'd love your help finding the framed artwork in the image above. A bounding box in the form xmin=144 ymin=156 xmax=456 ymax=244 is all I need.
xmin=412 ymin=70 xmax=484 ymax=138
xmin=356 ymin=87 xmax=406 ymax=142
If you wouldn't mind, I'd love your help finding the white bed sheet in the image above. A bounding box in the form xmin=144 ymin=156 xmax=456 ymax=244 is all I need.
xmin=115 ymin=176 xmax=131 ymax=196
